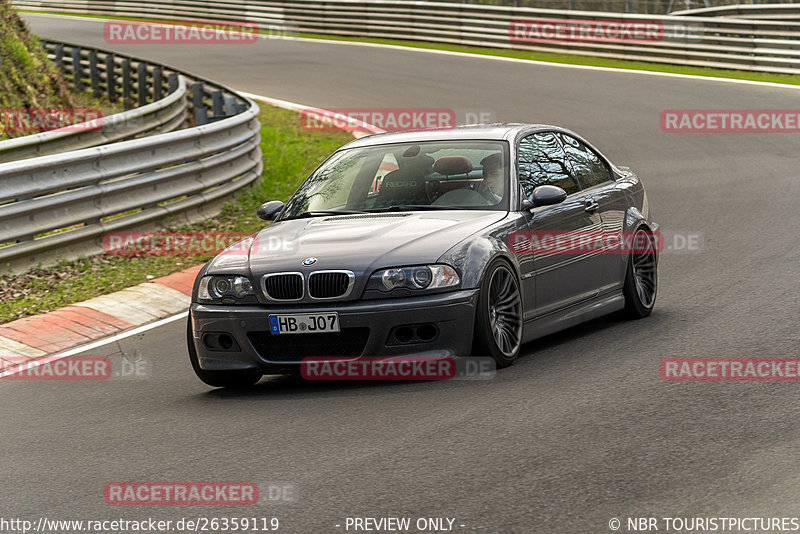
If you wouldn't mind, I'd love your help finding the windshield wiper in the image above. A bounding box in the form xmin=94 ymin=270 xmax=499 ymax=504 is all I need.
xmin=282 ymin=209 xmax=369 ymax=220
xmin=367 ymin=205 xmax=459 ymax=212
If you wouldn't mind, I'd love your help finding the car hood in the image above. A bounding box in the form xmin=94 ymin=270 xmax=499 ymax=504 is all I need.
xmin=206 ymin=210 xmax=508 ymax=277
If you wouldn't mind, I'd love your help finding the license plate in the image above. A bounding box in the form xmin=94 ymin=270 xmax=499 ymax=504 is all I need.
xmin=268 ymin=313 xmax=340 ymax=334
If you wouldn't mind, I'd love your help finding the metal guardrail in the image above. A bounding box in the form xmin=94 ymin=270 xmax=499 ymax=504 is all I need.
xmin=11 ymin=0 xmax=800 ymax=74
xmin=0 ymin=42 xmax=188 ymax=163
xmin=0 ymin=40 xmax=262 ymax=272
xmin=672 ymin=3 xmax=800 ymax=19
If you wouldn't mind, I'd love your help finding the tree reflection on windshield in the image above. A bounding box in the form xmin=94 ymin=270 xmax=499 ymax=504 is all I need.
xmin=281 ymin=140 xmax=510 ymax=219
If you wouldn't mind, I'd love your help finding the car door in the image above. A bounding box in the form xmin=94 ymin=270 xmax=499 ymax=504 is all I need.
xmin=517 ymin=132 xmax=604 ymax=319
xmin=557 ymin=132 xmax=626 ymax=294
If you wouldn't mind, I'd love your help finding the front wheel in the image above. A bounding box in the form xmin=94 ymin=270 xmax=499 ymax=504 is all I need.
xmin=187 ymin=314 xmax=262 ymax=388
xmin=472 ymin=260 xmax=523 ymax=368
xmin=622 ymin=228 xmax=658 ymax=318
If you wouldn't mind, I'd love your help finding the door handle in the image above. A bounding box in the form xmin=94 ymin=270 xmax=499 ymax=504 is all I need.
xmin=584 ymin=200 xmax=599 ymax=212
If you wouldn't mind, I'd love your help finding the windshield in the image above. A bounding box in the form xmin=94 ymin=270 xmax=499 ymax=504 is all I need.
xmin=281 ymin=140 xmax=510 ymax=219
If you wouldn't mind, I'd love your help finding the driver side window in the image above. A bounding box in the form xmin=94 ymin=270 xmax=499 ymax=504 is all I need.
xmin=517 ymin=132 xmax=580 ymax=198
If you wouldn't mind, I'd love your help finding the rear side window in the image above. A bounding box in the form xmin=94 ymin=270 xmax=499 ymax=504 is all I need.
xmin=557 ymin=133 xmax=611 ymax=189
xmin=517 ymin=132 xmax=580 ymax=197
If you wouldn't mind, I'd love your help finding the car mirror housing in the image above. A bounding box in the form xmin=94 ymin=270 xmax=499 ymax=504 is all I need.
xmin=531 ymin=185 xmax=568 ymax=207
xmin=257 ymin=200 xmax=285 ymax=221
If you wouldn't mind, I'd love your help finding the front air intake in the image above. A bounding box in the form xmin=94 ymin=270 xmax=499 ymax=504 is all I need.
xmin=263 ymin=273 xmax=303 ymax=301
xmin=308 ymin=271 xmax=354 ymax=299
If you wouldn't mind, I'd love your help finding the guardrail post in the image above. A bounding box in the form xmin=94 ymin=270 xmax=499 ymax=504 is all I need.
xmin=153 ymin=68 xmax=163 ymax=101
xmin=138 ymin=63 xmax=148 ymax=107
xmin=192 ymin=83 xmax=208 ymax=125
xmin=168 ymin=73 xmax=179 ymax=94
xmin=212 ymin=90 xmax=225 ymax=118
xmin=89 ymin=51 xmax=100 ymax=97
xmin=105 ymin=55 xmax=117 ymax=103
xmin=122 ymin=59 xmax=132 ymax=109
xmin=71 ymin=47 xmax=83 ymax=91
xmin=224 ymin=95 xmax=238 ymax=117
xmin=54 ymin=44 xmax=64 ymax=72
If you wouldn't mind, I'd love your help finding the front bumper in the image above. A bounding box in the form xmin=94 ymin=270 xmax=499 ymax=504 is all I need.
xmin=189 ymin=289 xmax=479 ymax=373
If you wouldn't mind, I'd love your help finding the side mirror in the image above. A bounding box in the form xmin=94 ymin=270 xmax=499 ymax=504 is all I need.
xmin=257 ymin=200 xmax=285 ymax=221
xmin=530 ymin=185 xmax=567 ymax=208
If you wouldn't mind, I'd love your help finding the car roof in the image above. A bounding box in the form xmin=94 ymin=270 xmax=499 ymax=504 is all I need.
xmin=340 ymin=123 xmax=567 ymax=149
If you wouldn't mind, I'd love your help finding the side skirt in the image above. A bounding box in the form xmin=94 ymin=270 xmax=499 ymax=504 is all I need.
xmin=521 ymin=292 xmax=625 ymax=344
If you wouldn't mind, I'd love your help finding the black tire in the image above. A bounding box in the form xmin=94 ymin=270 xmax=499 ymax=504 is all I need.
xmin=622 ymin=228 xmax=658 ymax=318
xmin=186 ymin=315 xmax=262 ymax=388
xmin=472 ymin=259 xmax=523 ymax=368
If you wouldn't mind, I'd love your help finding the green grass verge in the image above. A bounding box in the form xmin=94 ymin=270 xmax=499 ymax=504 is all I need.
xmin=0 ymin=105 xmax=352 ymax=323
xmin=18 ymin=9 xmax=800 ymax=86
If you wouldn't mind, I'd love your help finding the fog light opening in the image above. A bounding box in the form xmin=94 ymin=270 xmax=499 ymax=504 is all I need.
xmin=202 ymin=333 xmax=218 ymax=349
xmin=217 ymin=334 xmax=234 ymax=350
xmin=395 ymin=326 xmax=414 ymax=344
xmin=416 ymin=324 xmax=438 ymax=342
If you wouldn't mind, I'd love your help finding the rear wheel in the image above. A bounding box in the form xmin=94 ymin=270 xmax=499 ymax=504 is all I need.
xmin=187 ymin=314 xmax=261 ymax=388
xmin=472 ymin=260 xmax=523 ymax=368
xmin=622 ymin=228 xmax=658 ymax=318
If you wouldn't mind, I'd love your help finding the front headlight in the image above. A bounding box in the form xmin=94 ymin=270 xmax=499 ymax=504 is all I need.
xmin=198 ymin=275 xmax=256 ymax=303
xmin=366 ymin=264 xmax=460 ymax=296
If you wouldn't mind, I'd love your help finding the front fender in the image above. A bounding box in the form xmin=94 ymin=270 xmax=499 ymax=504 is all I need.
xmin=438 ymin=214 xmax=527 ymax=289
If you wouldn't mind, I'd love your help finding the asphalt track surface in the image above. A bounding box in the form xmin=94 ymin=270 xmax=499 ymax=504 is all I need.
xmin=3 ymin=14 xmax=799 ymax=533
